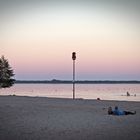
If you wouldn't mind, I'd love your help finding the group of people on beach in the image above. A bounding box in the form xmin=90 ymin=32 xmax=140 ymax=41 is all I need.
xmin=126 ymin=91 xmax=136 ymax=96
xmin=108 ymin=106 xmax=136 ymax=115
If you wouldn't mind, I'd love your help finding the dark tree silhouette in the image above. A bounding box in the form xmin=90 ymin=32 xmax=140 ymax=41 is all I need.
xmin=0 ymin=56 xmax=15 ymax=88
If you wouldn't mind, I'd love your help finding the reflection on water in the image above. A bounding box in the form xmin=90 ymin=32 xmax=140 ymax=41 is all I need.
xmin=0 ymin=84 xmax=140 ymax=101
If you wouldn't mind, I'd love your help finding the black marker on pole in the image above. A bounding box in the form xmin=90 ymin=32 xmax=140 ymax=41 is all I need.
xmin=72 ymin=52 xmax=76 ymax=99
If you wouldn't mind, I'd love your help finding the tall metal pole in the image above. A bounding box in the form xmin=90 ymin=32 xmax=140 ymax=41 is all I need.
xmin=73 ymin=59 xmax=75 ymax=99
xmin=72 ymin=52 xmax=76 ymax=99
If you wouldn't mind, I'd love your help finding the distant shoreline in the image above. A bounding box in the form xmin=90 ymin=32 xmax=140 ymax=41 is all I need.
xmin=15 ymin=80 xmax=140 ymax=84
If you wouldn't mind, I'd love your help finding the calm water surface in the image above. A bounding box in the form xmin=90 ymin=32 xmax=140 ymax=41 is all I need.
xmin=0 ymin=84 xmax=140 ymax=101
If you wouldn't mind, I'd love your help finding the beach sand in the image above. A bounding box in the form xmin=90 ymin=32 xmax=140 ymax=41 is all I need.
xmin=0 ymin=96 xmax=140 ymax=140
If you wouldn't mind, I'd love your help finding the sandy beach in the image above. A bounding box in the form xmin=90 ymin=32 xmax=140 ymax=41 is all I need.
xmin=0 ymin=96 xmax=140 ymax=140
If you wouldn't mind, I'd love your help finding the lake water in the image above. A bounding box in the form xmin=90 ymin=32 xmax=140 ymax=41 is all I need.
xmin=0 ymin=84 xmax=140 ymax=101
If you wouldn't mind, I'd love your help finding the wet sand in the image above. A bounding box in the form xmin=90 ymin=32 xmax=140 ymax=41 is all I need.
xmin=0 ymin=96 xmax=140 ymax=140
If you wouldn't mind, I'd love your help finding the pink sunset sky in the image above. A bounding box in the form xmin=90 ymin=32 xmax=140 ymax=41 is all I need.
xmin=0 ymin=0 xmax=140 ymax=80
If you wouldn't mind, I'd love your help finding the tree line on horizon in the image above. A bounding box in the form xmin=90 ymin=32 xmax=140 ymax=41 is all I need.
xmin=15 ymin=79 xmax=140 ymax=84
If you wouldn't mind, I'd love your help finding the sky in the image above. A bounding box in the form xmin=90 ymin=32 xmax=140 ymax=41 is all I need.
xmin=0 ymin=0 xmax=140 ymax=80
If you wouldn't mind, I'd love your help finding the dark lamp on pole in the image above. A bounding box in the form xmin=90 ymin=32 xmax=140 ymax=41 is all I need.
xmin=72 ymin=52 xmax=76 ymax=60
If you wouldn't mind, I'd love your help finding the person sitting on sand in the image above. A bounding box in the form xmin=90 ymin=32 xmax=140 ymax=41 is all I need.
xmin=108 ymin=106 xmax=136 ymax=115
xmin=127 ymin=91 xmax=130 ymax=96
